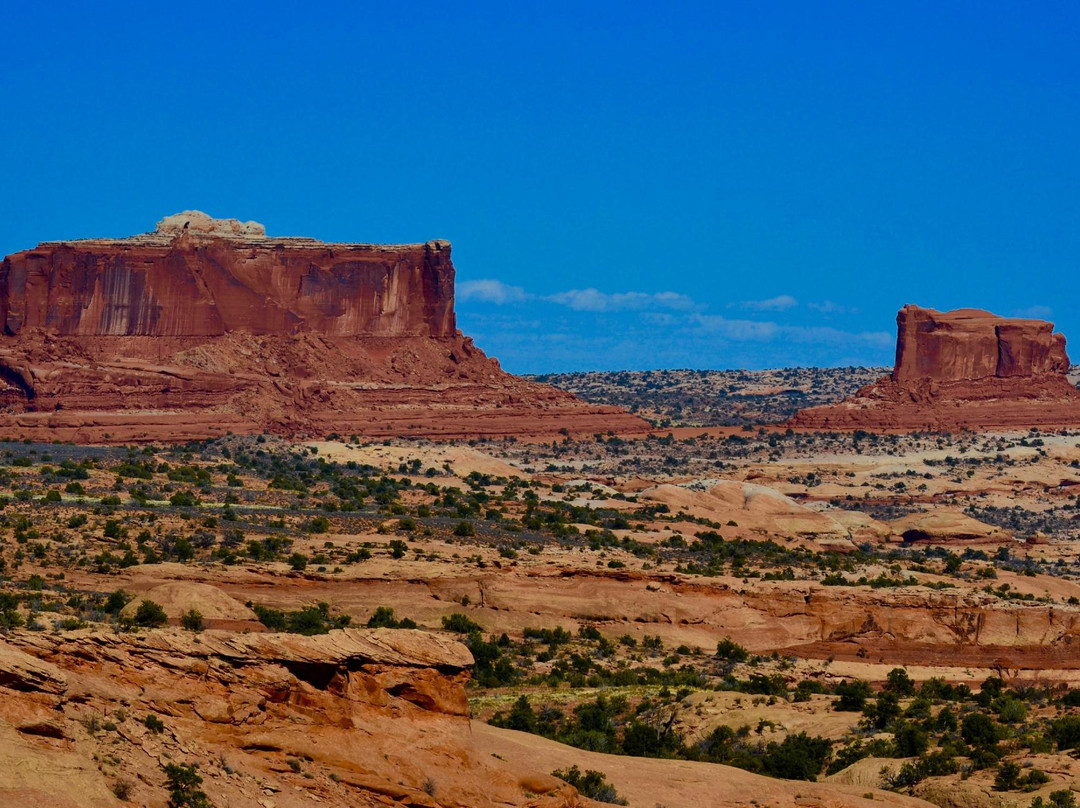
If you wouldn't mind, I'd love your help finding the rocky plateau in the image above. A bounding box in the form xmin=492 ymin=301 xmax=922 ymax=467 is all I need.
xmin=0 ymin=212 xmax=645 ymax=442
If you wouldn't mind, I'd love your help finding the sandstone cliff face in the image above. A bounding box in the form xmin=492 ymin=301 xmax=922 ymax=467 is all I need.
xmin=790 ymin=305 xmax=1080 ymax=431
xmin=0 ymin=213 xmax=646 ymax=441
xmin=1 ymin=225 xmax=455 ymax=339
xmin=892 ymin=305 xmax=1069 ymax=384
xmin=0 ymin=628 xmax=585 ymax=808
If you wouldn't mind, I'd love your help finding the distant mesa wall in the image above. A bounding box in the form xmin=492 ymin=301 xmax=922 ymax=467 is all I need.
xmin=0 ymin=212 xmax=647 ymax=442
xmin=1 ymin=211 xmax=456 ymax=339
xmin=789 ymin=305 xmax=1080 ymax=431
xmin=891 ymin=305 xmax=1069 ymax=384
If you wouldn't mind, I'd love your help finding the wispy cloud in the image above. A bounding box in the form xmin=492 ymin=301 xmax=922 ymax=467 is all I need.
xmin=691 ymin=314 xmax=889 ymax=347
xmin=544 ymin=288 xmax=698 ymax=313
xmin=693 ymin=315 xmax=780 ymax=340
xmin=457 ymin=279 xmax=530 ymax=305
xmin=458 ymin=279 xmax=699 ymax=313
xmin=736 ymin=294 xmax=798 ymax=312
xmin=808 ymin=300 xmax=855 ymax=315
xmin=1012 ymin=305 xmax=1053 ymax=320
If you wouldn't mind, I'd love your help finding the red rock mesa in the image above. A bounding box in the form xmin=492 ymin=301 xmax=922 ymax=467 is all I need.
xmin=0 ymin=212 xmax=645 ymax=442
xmin=790 ymin=305 xmax=1080 ymax=431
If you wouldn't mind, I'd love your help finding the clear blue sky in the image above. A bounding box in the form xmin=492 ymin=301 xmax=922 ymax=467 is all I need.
xmin=2 ymin=2 xmax=1078 ymax=373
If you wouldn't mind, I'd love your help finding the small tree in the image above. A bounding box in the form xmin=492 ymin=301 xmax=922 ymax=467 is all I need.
xmin=715 ymin=637 xmax=749 ymax=662
xmin=180 ymin=609 xmax=204 ymax=632
xmin=133 ymin=600 xmax=168 ymax=628
xmin=162 ymin=762 xmax=211 ymax=808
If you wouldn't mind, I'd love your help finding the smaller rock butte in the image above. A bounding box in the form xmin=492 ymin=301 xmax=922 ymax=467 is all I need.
xmin=0 ymin=212 xmax=647 ymax=442
xmin=790 ymin=304 xmax=1080 ymax=431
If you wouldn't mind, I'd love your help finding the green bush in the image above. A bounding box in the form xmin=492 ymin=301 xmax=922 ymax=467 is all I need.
xmin=715 ymin=637 xmax=749 ymax=662
xmin=442 ymin=612 xmax=482 ymax=634
xmin=133 ymin=600 xmax=168 ymax=627
xmin=365 ymin=606 xmax=416 ymax=629
xmin=180 ymin=609 xmax=204 ymax=632
xmin=551 ymin=766 xmax=627 ymax=805
xmin=834 ymin=680 xmax=872 ymax=712
xmin=162 ymin=762 xmax=211 ymax=808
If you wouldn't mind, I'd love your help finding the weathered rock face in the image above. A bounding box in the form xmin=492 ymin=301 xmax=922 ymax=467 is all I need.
xmin=892 ymin=305 xmax=1069 ymax=384
xmin=790 ymin=305 xmax=1080 ymax=431
xmin=0 ymin=628 xmax=586 ymax=808
xmin=2 ymin=213 xmax=455 ymax=339
xmin=0 ymin=213 xmax=646 ymax=441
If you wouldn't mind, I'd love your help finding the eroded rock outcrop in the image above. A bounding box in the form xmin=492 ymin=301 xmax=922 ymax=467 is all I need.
xmin=0 ymin=628 xmax=586 ymax=808
xmin=790 ymin=305 xmax=1080 ymax=431
xmin=0 ymin=213 xmax=646 ymax=441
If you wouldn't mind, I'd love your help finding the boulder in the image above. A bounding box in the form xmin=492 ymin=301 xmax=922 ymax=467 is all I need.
xmin=890 ymin=511 xmax=1010 ymax=544
xmin=118 ymin=582 xmax=257 ymax=622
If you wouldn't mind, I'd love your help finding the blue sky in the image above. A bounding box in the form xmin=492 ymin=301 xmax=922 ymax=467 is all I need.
xmin=2 ymin=2 xmax=1078 ymax=373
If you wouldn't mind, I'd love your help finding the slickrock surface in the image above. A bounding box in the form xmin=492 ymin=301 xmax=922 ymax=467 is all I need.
xmin=474 ymin=723 xmax=937 ymax=808
xmin=0 ymin=212 xmax=646 ymax=442
xmin=0 ymin=628 xmax=587 ymax=808
xmin=790 ymin=305 xmax=1080 ymax=430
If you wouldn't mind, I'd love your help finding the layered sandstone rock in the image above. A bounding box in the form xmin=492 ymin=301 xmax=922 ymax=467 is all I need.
xmin=0 ymin=213 xmax=646 ymax=441
xmin=790 ymin=305 xmax=1080 ymax=431
xmin=0 ymin=628 xmax=585 ymax=808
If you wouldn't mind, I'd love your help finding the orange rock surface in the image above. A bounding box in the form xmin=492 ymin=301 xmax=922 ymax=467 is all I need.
xmin=0 ymin=212 xmax=646 ymax=442
xmin=790 ymin=305 xmax=1080 ymax=430
xmin=0 ymin=627 xmax=588 ymax=808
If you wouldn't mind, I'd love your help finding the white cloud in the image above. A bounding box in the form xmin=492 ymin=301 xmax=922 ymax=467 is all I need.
xmin=544 ymin=288 xmax=698 ymax=313
xmin=737 ymin=294 xmax=798 ymax=312
xmin=692 ymin=315 xmax=780 ymax=340
xmin=689 ymin=314 xmax=890 ymax=348
xmin=1012 ymin=305 xmax=1053 ymax=320
xmin=808 ymin=300 xmax=855 ymax=315
xmin=457 ymin=279 xmax=530 ymax=305
xmin=780 ymin=325 xmax=893 ymax=348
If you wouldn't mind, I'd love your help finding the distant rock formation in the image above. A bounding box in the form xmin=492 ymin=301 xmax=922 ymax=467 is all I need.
xmin=790 ymin=305 xmax=1080 ymax=431
xmin=0 ymin=213 xmax=647 ymax=441
xmin=891 ymin=305 xmax=1069 ymax=385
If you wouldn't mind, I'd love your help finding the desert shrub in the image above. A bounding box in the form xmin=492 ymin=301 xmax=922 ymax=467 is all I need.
xmin=834 ymin=680 xmax=872 ymax=712
xmin=169 ymin=490 xmax=199 ymax=507
xmin=1050 ymin=715 xmax=1080 ymax=750
xmin=893 ymin=722 xmax=930 ymax=757
xmin=133 ymin=600 xmax=168 ymax=627
xmin=180 ymin=609 xmax=204 ymax=632
xmin=162 ymin=762 xmax=211 ymax=808
xmin=759 ymin=732 xmax=832 ymax=780
xmin=961 ymin=712 xmax=1001 ymax=748
xmin=551 ymin=766 xmax=627 ymax=805
xmin=365 ymin=606 xmax=416 ymax=629
xmin=715 ymin=637 xmax=749 ymax=662
xmin=442 ymin=613 xmax=482 ymax=634
xmin=252 ymin=602 xmax=349 ymax=635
